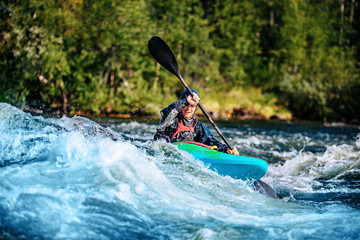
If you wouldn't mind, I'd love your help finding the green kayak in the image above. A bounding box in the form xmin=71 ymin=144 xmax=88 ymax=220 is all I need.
xmin=173 ymin=141 xmax=268 ymax=181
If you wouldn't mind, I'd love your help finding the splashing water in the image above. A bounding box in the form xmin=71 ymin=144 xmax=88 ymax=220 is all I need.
xmin=0 ymin=103 xmax=359 ymax=239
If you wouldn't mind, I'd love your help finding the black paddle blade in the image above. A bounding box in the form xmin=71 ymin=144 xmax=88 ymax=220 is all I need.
xmin=254 ymin=180 xmax=279 ymax=199
xmin=148 ymin=36 xmax=181 ymax=78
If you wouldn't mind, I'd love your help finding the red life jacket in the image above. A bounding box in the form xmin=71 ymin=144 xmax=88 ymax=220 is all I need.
xmin=171 ymin=118 xmax=198 ymax=140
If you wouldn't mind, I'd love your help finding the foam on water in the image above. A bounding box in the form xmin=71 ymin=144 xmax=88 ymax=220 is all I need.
xmin=0 ymin=103 xmax=359 ymax=239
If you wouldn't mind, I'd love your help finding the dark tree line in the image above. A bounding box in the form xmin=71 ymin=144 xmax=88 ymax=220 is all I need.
xmin=1 ymin=0 xmax=359 ymax=121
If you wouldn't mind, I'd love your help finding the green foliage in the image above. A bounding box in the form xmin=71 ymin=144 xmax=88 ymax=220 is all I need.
xmin=276 ymin=0 xmax=360 ymax=121
xmin=0 ymin=0 xmax=359 ymax=121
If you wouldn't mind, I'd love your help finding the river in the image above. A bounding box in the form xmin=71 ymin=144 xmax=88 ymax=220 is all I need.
xmin=0 ymin=102 xmax=359 ymax=239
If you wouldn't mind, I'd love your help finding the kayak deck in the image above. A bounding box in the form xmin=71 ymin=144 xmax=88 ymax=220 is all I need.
xmin=172 ymin=142 xmax=268 ymax=181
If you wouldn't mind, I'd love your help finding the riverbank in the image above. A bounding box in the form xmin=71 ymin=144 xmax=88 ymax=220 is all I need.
xmin=20 ymin=88 xmax=292 ymax=121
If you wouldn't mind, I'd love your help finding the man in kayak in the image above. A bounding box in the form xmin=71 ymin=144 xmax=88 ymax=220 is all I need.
xmin=154 ymin=89 xmax=239 ymax=155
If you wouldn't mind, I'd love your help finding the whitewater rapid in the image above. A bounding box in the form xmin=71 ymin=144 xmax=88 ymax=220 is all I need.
xmin=0 ymin=103 xmax=359 ymax=239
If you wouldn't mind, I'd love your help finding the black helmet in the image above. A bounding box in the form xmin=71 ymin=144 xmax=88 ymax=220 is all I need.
xmin=180 ymin=89 xmax=199 ymax=100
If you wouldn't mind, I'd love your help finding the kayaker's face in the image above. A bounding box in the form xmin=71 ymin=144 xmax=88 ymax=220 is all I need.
xmin=182 ymin=104 xmax=197 ymax=119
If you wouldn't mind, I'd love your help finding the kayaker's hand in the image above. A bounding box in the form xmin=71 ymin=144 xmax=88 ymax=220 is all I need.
xmin=186 ymin=93 xmax=200 ymax=106
xmin=227 ymin=147 xmax=239 ymax=155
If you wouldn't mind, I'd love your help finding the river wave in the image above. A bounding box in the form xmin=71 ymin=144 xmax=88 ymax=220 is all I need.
xmin=1 ymin=103 xmax=359 ymax=239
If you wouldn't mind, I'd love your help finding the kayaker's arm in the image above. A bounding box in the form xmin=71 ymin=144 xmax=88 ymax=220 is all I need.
xmin=157 ymin=99 xmax=187 ymax=130
xmin=195 ymin=123 xmax=228 ymax=152
xmin=154 ymin=99 xmax=188 ymax=141
xmin=195 ymin=123 xmax=239 ymax=155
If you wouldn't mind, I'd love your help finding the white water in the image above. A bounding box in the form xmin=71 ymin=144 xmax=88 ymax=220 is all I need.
xmin=0 ymin=103 xmax=359 ymax=239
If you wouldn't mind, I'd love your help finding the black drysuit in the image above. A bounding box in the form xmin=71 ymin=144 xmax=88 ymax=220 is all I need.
xmin=153 ymin=99 xmax=228 ymax=152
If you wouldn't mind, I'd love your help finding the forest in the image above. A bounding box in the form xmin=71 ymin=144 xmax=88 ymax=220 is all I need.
xmin=1 ymin=0 xmax=359 ymax=122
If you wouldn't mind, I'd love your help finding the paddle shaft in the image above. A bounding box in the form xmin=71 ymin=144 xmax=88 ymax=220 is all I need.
xmin=180 ymin=74 xmax=278 ymax=198
xmin=178 ymin=75 xmax=233 ymax=150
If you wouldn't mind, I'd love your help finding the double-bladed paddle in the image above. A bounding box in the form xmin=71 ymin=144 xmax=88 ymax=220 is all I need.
xmin=148 ymin=36 xmax=233 ymax=150
xmin=148 ymin=36 xmax=278 ymax=199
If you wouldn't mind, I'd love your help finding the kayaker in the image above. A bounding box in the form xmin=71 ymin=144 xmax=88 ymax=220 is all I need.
xmin=154 ymin=89 xmax=239 ymax=155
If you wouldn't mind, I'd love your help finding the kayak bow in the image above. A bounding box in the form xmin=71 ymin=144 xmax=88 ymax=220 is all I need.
xmin=173 ymin=142 xmax=268 ymax=181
